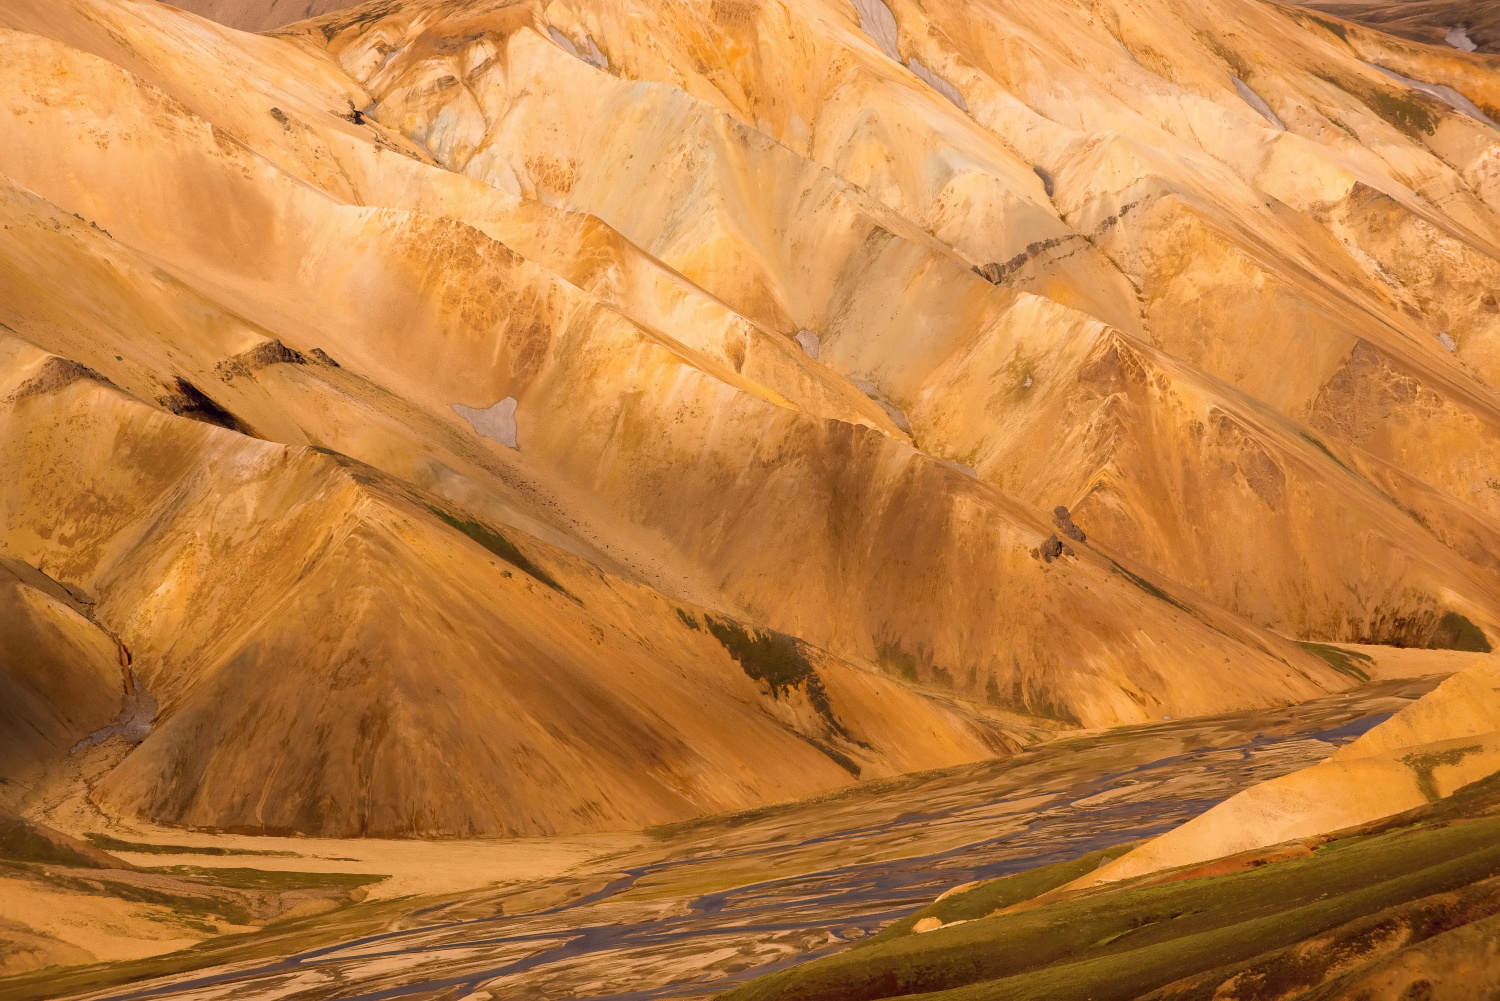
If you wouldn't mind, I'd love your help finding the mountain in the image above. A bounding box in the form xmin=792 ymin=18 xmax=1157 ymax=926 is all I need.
xmin=1 ymin=0 xmax=1498 ymax=838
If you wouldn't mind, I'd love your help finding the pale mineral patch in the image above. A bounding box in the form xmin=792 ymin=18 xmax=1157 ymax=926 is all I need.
xmin=908 ymin=57 xmax=968 ymax=111
xmin=852 ymin=0 xmax=899 ymax=60
xmin=794 ymin=329 xmax=820 ymax=359
xmin=1233 ymin=76 xmax=1285 ymax=130
xmin=547 ymin=26 xmax=608 ymax=70
xmin=453 ymin=397 xmax=520 ymax=449
xmin=1446 ymin=25 xmax=1478 ymax=52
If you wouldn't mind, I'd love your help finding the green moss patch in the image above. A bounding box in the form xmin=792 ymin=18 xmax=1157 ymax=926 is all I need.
xmin=706 ymin=617 xmax=815 ymax=696
xmin=878 ymin=643 xmax=920 ymax=682
xmin=428 ymin=506 xmax=564 ymax=592
xmin=41 ymin=873 xmax=257 ymax=927
xmin=147 ymin=867 xmax=386 ymax=892
xmin=1316 ymin=73 xmax=1443 ymax=139
xmin=1428 ymin=612 xmax=1492 ymax=653
xmin=0 ymin=814 xmax=110 ymax=869
xmin=1297 ymin=430 xmax=1354 ymax=473
xmin=83 ymin=834 xmax=296 ymax=858
xmin=1296 ymin=641 xmax=1374 ymax=682
xmin=1304 ymin=12 xmax=1348 ymax=42
xmin=857 ymin=845 xmax=1137 ymax=949
xmin=704 ymin=617 xmax=850 ymax=743
xmin=0 ymin=895 xmax=417 ymax=1001
xmin=1402 ymin=745 xmax=1485 ymax=802
xmin=1108 ymin=559 xmax=1190 ymax=613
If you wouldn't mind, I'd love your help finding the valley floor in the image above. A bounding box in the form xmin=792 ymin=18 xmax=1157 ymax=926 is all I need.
xmin=0 ymin=652 xmax=1464 ymax=1001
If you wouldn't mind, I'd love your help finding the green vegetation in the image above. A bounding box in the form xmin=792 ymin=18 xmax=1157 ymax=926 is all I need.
xmin=1297 ymin=429 xmax=1353 ymax=473
xmin=878 ymin=642 xmax=919 ymax=682
xmin=428 ymin=506 xmax=565 ymax=592
xmin=41 ymin=872 xmax=257 ymax=927
xmin=855 ymin=846 xmax=1135 ymax=948
xmin=1315 ymin=73 xmax=1442 ymax=140
xmin=723 ymin=778 xmax=1500 ymax=1001
xmin=705 ymin=617 xmax=815 ymax=696
xmin=1295 ymin=641 xmax=1373 ymax=682
xmin=0 ymin=815 xmax=105 ymax=869
xmin=983 ymin=674 xmax=1002 ymax=706
xmin=1402 ymin=745 xmax=1484 ymax=802
xmin=1200 ymin=34 xmax=1250 ymax=80
xmin=797 ymin=735 xmax=861 ymax=777
xmin=0 ymin=895 xmax=418 ymax=1001
xmin=147 ymin=867 xmax=386 ymax=892
xmin=1304 ymin=12 xmax=1348 ymax=42
xmin=1108 ymin=559 xmax=1189 ymax=613
xmin=1429 ymin=611 xmax=1492 ymax=653
xmin=83 ymin=833 xmax=296 ymax=858
xmin=703 ymin=617 xmax=848 ymax=740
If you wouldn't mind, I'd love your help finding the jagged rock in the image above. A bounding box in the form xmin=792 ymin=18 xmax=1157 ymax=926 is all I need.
xmin=1053 ymin=506 xmax=1087 ymax=543
xmin=1040 ymin=533 xmax=1064 ymax=562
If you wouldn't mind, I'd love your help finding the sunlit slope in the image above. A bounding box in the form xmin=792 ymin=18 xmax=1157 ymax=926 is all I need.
xmin=286 ymin=0 xmax=1500 ymax=650
xmin=4 ymin=0 xmax=1499 ymax=835
xmin=169 ymin=0 xmax=355 ymax=32
xmin=0 ymin=0 xmax=1348 ymax=743
xmin=0 ymin=0 xmax=1370 ymax=838
xmin=0 ymin=333 xmax=1020 ymax=837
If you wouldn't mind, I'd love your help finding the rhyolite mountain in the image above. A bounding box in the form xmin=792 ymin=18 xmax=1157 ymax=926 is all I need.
xmin=1 ymin=0 xmax=1497 ymax=837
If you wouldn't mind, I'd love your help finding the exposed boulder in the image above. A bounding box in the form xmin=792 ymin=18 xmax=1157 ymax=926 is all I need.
xmin=1053 ymin=506 xmax=1086 ymax=543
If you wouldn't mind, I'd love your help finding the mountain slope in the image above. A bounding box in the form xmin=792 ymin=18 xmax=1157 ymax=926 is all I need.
xmin=295 ymin=0 xmax=1500 ymax=649
xmin=2 ymin=0 xmax=1499 ymax=837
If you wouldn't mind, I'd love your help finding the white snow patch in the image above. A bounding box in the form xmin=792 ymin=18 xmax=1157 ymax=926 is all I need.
xmin=1023 ymin=374 xmax=1033 ymax=388
xmin=1437 ymin=331 xmax=1458 ymax=352
xmin=1446 ymin=26 xmax=1478 ymax=52
xmin=907 ymin=57 xmax=968 ymax=111
xmin=794 ymin=329 xmax=821 ymax=359
xmin=453 ymin=397 xmax=519 ymax=448
xmin=547 ymin=27 xmax=608 ymax=69
xmin=852 ymin=0 xmax=899 ymax=59
xmin=1233 ymin=76 xmax=1285 ymax=130
xmin=1365 ymin=62 xmax=1500 ymax=129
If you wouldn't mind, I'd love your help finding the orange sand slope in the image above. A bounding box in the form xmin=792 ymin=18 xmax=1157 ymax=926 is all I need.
xmin=0 ymin=0 xmax=1497 ymax=839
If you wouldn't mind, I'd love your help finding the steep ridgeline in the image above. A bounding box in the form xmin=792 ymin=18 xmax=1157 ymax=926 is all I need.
xmin=0 ymin=0 xmax=1497 ymax=835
